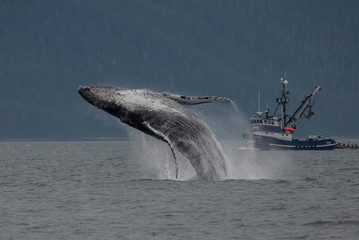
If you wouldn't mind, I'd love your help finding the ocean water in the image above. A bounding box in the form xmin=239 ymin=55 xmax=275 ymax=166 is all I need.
xmin=1 ymin=140 xmax=359 ymax=239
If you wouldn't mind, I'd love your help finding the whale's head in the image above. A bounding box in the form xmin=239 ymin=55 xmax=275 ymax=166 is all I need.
xmin=78 ymin=85 xmax=131 ymax=120
xmin=78 ymin=85 xmax=178 ymax=123
xmin=78 ymin=85 xmax=121 ymax=107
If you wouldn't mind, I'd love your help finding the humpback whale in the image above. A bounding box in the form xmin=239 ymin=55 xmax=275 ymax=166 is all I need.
xmin=78 ymin=85 xmax=231 ymax=180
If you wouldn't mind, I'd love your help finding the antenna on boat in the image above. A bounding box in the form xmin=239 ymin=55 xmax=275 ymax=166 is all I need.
xmin=258 ymin=89 xmax=260 ymax=112
xmin=257 ymin=89 xmax=262 ymax=116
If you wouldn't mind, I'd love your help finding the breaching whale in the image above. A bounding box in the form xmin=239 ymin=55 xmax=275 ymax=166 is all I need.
xmin=78 ymin=85 xmax=231 ymax=180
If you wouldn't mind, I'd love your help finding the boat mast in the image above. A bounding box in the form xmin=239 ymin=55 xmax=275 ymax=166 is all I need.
xmin=277 ymin=77 xmax=289 ymax=129
xmin=288 ymin=86 xmax=321 ymax=129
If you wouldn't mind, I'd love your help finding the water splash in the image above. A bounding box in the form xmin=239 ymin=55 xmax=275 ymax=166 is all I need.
xmin=123 ymin=101 xmax=235 ymax=180
xmin=192 ymin=101 xmax=293 ymax=180
xmin=127 ymin=128 xmax=196 ymax=180
xmin=113 ymin=99 xmax=289 ymax=181
xmin=124 ymin=100 xmax=255 ymax=180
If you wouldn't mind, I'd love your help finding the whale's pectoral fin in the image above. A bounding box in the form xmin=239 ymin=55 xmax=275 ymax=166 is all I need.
xmin=168 ymin=144 xmax=179 ymax=179
xmin=162 ymin=93 xmax=232 ymax=105
xmin=143 ymin=121 xmax=179 ymax=179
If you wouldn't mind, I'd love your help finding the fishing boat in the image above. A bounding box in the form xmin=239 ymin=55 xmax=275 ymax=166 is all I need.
xmin=243 ymin=77 xmax=336 ymax=150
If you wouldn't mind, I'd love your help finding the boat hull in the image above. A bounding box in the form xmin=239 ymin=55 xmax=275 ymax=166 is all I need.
xmin=248 ymin=135 xmax=336 ymax=150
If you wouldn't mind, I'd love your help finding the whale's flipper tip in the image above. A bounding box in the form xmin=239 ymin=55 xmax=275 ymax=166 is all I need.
xmin=163 ymin=93 xmax=233 ymax=105
xmin=221 ymin=97 xmax=233 ymax=103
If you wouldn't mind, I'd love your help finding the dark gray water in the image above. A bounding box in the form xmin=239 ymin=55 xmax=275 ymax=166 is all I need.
xmin=1 ymin=140 xmax=359 ymax=239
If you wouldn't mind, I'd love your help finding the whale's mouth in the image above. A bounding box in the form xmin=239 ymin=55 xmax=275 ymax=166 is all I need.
xmin=78 ymin=86 xmax=91 ymax=99
xmin=78 ymin=85 xmax=101 ymax=107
